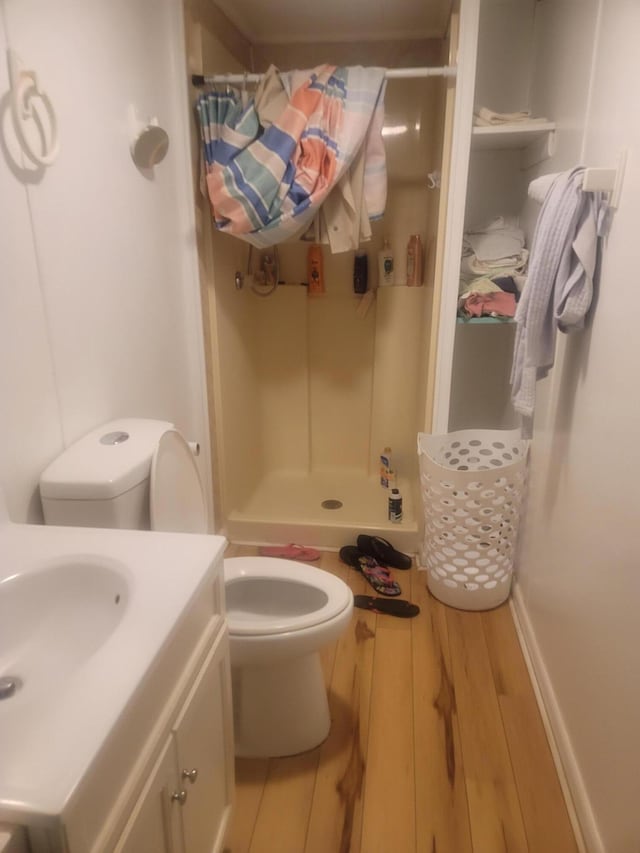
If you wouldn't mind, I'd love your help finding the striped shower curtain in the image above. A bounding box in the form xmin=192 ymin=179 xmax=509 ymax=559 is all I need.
xmin=195 ymin=65 xmax=387 ymax=249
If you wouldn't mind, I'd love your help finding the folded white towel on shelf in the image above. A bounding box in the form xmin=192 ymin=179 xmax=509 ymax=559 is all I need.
xmin=464 ymin=216 xmax=525 ymax=262
xmin=528 ymin=173 xmax=560 ymax=204
xmin=460 ymin=250 xmax=529 ymax=280
xmin=473 ymin=106 xmax=549 ymax=126
xmin=465 ymin=214 xmax=521 ymax=237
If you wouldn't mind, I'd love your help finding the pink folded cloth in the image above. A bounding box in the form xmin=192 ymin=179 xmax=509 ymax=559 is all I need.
xmin=460 ymin=291 xmax=516 ymax=318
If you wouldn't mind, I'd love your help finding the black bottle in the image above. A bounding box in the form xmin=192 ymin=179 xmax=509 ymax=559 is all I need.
xmin=388 ymin=488 xmax=403 ymax=523
xmin=353 ymin=252 xmax=368 ymax=293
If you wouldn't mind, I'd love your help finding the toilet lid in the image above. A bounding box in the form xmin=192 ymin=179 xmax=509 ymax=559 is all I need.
xmin=150 ymin=430 xmax=207 ymax=534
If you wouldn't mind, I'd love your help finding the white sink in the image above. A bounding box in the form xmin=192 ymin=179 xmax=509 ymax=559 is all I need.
xmin=0 ymin=558 xmax=129 ymax=705
xmin=0 ymin=519 xmax=226 ymax=827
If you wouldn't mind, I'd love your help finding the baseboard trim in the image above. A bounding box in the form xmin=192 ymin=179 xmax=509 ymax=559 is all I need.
xmin=509 ymin=583 xmax=604 ymax=853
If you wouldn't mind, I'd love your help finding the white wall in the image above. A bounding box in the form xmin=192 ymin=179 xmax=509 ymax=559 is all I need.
xmin=514 ymin=2 xmax=640 ymax=851
xmin=473 ymin=0 xmax=535 ymax=114
xmin=0 ymin=0 xmax=209 ymax=524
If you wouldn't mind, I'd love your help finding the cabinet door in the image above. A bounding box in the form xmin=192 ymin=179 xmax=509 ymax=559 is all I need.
xmin=172 ymin=628 xmax=234 ymax=853
xmin=113 ymin=736 xmax=183 ymax=853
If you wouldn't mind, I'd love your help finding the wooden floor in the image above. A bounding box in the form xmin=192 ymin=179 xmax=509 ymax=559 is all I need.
xmin=222 ymin=545 xmax=578 ymax=853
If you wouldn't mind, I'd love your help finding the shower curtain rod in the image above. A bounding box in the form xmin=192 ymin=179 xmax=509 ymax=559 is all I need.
xmin=191 ymin=66 xmax=457 ymax=87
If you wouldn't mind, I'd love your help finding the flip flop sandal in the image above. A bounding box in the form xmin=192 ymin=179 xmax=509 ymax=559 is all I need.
xmin=258 ymin=543 xmax=321 ymax=561
xmin=339 ymin=546 xmax=401 ymax=597
xmin=354 ymin=595 xmax=420 ymax=618
xmin=356 ymin=535 xmax=412 ymax=570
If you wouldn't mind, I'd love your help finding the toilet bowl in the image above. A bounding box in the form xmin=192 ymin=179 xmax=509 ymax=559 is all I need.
xmin=39 ymin=418 xmax=353 ymax=757
xmin=225 ymin=556 xmax=353 ymax=756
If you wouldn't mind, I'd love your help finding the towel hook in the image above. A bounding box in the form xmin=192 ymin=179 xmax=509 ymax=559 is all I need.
xmin=427 ymin=170 xmax=441 ymax=190
xmin=7 ymin=49 xmax=59 ymax=167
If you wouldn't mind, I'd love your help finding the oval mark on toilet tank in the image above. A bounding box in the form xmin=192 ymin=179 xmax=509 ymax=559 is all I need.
xmin=99 ymin=431 xmax=130 ymax=445
xmin=0 ymin=676 xmax=22 ymax=700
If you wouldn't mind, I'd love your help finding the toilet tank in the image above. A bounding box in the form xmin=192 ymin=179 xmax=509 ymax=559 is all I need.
xmin=40 ymin=418 xmax=174 ymax=530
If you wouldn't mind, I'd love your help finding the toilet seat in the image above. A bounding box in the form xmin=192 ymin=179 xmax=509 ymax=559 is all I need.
xmin=224 ymin=556 xmax=352 ymax=636
xmin=150 ymin=430 xmax=207 ymax=534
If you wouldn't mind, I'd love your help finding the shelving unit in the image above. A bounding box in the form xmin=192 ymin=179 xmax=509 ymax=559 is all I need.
xmin=446 ymin=33 xmax=549 ymax=430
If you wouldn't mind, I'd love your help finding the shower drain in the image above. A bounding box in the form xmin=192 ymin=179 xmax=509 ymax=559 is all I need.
xmin=0 ymin=676 xmax=22 ymax=700
xmin=321 ymin=499 xmax=343 ymax=510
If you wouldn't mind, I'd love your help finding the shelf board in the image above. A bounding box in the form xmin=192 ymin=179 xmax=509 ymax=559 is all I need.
xmin=471 ymin=122 xmax=556 ymax=151
xmin=456 ymin=316 xmax=515 ymax=325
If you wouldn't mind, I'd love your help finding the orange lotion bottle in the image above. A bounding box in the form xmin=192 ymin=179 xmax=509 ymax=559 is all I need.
xmin=406 ymin=234 xmax=423 ymax=286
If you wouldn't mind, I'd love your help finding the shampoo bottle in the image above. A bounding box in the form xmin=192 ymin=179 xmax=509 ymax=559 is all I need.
xmin=378 ymin=238 xmax=394 ymax=286
xmin=380 ymin=446 xmax=393 ymax=488
xmin=388 ymin=488 xmax=403 ymax=523
xmin=307 ymin=244 xmax=325 ymax=294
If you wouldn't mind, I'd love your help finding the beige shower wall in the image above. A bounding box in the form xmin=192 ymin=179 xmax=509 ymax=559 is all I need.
xmin=251 ymin=192 xmax=435 ymax=486
xmin=253 ymin=284 xmax=310 ymax=474
xmin=253 ymin=231 xmax=427 ymax=485
xmin=255 ymin=41 xmax=444 ymax=487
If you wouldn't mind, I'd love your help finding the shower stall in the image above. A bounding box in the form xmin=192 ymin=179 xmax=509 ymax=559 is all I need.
xmin=186 ymin=7 xmax=453 ymax=549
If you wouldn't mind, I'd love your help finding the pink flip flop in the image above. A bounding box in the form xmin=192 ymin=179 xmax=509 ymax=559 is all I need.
xmin=258 ymin=543 xmax=321 ymax=562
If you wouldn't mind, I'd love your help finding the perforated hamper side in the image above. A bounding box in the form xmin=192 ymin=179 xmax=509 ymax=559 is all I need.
xmin=417 ymin=429 xmax=529 ymax=611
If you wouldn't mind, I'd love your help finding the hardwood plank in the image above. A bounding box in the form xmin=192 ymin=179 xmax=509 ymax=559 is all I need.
xmin=222 ymin=758 xmax=269 ymax=853
xmin=482 ymin=605 xmax=578 ymax=852
xmin=318 ymin=552 xmax=349 ymax=685
xmin=360 ymin=568 xmax=416 ymax=853
xmin=248 ymin=750 xmax=320 ymax=853
xmin=446 ymin=607 xmax=528 ymax=853
xmin=305 ymin=555 xmax=376 ymax=853
xmin=411 ymin=573 xmax=473 ymax=853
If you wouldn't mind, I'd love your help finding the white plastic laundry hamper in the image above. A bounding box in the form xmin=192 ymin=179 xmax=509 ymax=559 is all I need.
xmin=417 ymin=429 xmax=529 ymax=611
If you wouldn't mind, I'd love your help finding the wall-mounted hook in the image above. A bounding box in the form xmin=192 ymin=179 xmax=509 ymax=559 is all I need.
xmin=582 ymin=149 xmax=627 ymax=210
xmin=427 ymin=170 xmax=441 ymax=189
xmin=128 ymin=106 xmax=169 ymax=170
xmin=7 ymin=49 xmax=59 ymax=167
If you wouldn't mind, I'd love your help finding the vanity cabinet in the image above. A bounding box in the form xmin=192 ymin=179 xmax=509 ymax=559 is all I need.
xmin=114 ymin=738 xmax=180 ymax=853
xmin=115 ymin=628 xmax=232 ymax=853
xmin=10 ymin=533 xmax=235 ymax=853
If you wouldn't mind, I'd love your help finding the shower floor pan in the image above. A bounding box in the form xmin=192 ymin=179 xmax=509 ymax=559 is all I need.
xmin=225 ymin=469 xmax=419 ymax=551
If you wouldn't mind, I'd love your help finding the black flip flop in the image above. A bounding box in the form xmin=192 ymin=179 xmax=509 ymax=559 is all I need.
xmin=356 ymin=535 xmax=412 ymax=570
xmin=339 ymin=546 xmax=401 ymax=597
xmin=354 ymin=595 xmax=420 ymax=618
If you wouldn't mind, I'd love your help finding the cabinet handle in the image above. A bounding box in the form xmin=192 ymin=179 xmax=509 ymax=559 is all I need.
xmin=171 ymin=789 xmax=188 ymax=805
xmin=181 ymin=767 xmax=199 ymax=784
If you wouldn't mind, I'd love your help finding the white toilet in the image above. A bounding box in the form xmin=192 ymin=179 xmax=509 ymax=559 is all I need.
xmin=39 ymin=418 xmax=353 ymax=757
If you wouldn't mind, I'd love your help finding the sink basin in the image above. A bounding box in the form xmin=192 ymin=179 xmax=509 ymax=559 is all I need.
xmin=0 ymin=558 xmax=129 ymax=704
xmin=0 ymin=518 xmax=226 ymax=828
